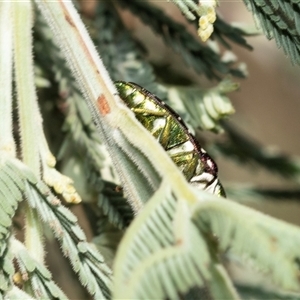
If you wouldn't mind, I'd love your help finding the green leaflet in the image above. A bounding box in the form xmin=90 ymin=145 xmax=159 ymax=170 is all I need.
xmin=115 ymin=81 xmax=225 ymax=197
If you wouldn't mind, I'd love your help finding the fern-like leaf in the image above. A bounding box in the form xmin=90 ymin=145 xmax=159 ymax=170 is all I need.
xmin=113 ymin=182 xmax=239 ymax=299
xmin=192 ymin=190 xmax=300 ymax=291
xmin=2 ymin=157 xmax=112 ymax=299
xmin=243 ymin=0 xmax=300 ymax=64
xmin=10 ymin=238 xmax=68 ymax=299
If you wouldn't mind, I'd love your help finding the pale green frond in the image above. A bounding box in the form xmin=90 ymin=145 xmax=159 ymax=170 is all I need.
xmin=191 ymin=191 xmax=300 ymax=291
xmin=10 ymin=238 xmax=68 ymax=300
xmin=113 ymin=182 xmax=239 ymax=299
xmin=0 ymin=156 xmax=63 ymax=298
xmin=24 ymin=180 xmax=112 ymax=298
xmin=0 ymin=156 xmax=28 ymax=247
xmin=0 ymin=157 xmax=112 ymax=299
xmin=0 ymin=169 xmax=21 ymax=216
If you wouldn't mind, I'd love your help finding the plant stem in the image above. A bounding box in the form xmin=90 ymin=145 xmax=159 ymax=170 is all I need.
xmin=13 ymin=1 xmax=44 ymax=263
xmin=0 ymin=2 xmax=15 ymax=157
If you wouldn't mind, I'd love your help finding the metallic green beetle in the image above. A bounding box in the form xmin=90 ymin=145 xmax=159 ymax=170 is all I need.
xmin=115 ymin=81 xmax=226 ymax=197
